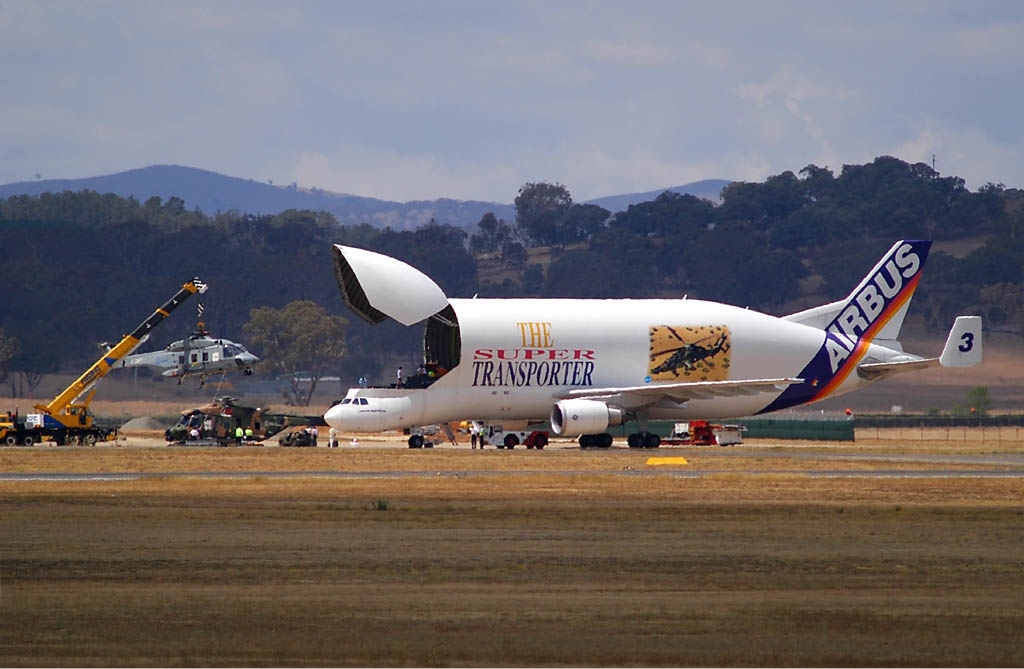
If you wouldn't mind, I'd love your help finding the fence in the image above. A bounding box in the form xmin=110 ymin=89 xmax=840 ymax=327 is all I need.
xmin=855 ymin=424 xmax=1024 ymax=444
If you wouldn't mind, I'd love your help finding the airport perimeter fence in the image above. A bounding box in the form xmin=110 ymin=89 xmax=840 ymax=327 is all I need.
xmin=630 ymin=414 xmax=1024 ymax=444
xmin=851 ymin=413 xmax=1024 ymax=444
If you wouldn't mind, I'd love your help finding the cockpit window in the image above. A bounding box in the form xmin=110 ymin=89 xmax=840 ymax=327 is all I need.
xmin=359 ymin=398 xmax=369 ymax=405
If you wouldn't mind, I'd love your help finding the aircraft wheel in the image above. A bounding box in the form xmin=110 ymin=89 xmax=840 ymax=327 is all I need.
xmin=598 ymin=433 xmax=614 ymax=448
xmin=22 ymin=434 xmax=35 ymax=446
xmin=503 ymin=434 xmax=519 ymax=448
xmin=627 ymin=433 xmax=643 ymax=448
xmin=644 ymin=432 xmax=661 ymax=448
xmin=578 ymin=434 xmax=593 ymax=449
xmin=408 ymin=435 xmax=424 ymax=449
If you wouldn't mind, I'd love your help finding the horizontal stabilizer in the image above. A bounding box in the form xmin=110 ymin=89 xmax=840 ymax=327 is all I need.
xmin=857 ymin=315 xmax=982 ymax=381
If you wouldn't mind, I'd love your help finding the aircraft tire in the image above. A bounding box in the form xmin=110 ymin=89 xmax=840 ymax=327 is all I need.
xmin=627 ymin=433 xmax=643 ymax=448
xmin=644 ymin=432 xmax=661 ymax=448
xmin=598 ymin=433 xmax=613 ymax=448
xmin=408 ymin=435 xmax=424 ymax=448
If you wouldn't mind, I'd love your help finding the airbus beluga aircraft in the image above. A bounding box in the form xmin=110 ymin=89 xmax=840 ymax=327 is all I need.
xmin=324 ymin=240 xmax=981 ymax=448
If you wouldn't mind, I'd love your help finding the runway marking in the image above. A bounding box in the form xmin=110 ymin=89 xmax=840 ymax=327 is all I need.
xmin=645 ymin=456 xmax=689 ymax=466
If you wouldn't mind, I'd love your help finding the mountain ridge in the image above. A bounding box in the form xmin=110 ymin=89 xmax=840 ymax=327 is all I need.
xmin=0 ymin=165 xmax=731 ymax=231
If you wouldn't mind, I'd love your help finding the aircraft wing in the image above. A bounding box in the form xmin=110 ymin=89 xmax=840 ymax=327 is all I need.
xmin=553 ymin=378 xmax=803 ymax=408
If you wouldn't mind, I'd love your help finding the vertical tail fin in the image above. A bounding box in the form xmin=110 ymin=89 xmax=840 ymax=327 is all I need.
xmin=761 ymin=240 xmax=933 ymax=414
xmin=825 ymin=240 xmax=931 ymax=348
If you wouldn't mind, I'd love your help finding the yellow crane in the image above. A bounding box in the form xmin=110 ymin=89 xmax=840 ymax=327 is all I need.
xmin=18 ymin=278 xmax=208 ymax=445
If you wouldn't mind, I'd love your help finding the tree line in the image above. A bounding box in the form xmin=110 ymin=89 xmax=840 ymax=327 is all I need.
xmin=1 ymin=155 xmax=1021 ymax=404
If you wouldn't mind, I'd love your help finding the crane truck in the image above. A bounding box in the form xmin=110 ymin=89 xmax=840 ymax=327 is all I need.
xmin=1 ymin=278 xmax=207 ymax=446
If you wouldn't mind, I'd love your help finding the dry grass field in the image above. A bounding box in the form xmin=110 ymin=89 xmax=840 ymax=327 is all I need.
xmin=3 ymin=428 xmax=1024 ymax=667
xmin=3 ymin=341 xmax=1024 ymax=667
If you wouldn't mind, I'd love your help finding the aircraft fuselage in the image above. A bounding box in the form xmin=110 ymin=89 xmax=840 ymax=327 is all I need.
xmin=328 ymin=297 xmax=894 ymax=432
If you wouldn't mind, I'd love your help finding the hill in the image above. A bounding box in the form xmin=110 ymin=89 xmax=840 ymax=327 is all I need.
xmin=0 ymin=165 xmax=730 ymax=231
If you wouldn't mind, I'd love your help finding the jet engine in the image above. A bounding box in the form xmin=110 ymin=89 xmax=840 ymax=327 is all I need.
xmin=550 ymin=399 xmax=625 ymax=436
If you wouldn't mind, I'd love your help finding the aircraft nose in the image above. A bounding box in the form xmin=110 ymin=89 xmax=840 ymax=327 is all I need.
xmin=324 ymin=402 xmax=347 ymax=429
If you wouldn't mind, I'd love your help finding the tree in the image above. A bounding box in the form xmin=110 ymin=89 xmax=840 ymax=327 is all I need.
xmin=0 ymin=328 xmax=19 ymax=395
xmin=243 ymin=301 xmax=348 ymax=406
xmin=469 ymin=212 xmax=514 ymax=254
xmin=514 ymin=182 xmax=573 ymax=246
xmin=966 ymin=386 xmax=992 ymax=417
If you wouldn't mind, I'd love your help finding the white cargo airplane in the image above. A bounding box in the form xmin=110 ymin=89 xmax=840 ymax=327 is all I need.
xmin=324 ymin=240 xmax=981 ymax=448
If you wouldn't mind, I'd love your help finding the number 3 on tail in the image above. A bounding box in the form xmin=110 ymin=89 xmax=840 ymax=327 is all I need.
xmin=959 ymin=332 xmax=974 ymax=353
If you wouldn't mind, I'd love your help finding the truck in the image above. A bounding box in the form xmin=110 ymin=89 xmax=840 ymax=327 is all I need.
xmin=1 ymin=410 xmax=32 ymax=446
xmin=661 ymin=420 xmax=746 ymax=446
xmin=480 ymin=423 xmax=549 ymax=449
xmin=3 ymin=278 xmax=207 ymax=446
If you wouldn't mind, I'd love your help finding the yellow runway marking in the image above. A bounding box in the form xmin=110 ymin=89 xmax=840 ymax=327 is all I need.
xmin=645 ymin=456 xmax=689 ymax=466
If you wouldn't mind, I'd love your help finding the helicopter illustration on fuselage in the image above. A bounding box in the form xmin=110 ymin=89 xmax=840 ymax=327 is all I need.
xmin=649 ymin=328 xmax=730 ymax=378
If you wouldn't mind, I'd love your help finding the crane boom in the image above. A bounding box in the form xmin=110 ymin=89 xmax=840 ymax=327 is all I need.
xmin=33 ymin=278 xmax=208 ymax=421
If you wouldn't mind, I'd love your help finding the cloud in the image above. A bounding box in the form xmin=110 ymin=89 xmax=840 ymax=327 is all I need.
xmin=3 ymin=2 xmax=1024 ymax=199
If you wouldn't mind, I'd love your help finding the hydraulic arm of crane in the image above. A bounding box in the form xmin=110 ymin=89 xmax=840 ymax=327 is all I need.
xmin=34 ymin=278 xmax=208 ymax=419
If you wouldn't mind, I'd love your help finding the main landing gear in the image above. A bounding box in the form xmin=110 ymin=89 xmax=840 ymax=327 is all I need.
xmin=577 ymin=432 xmax=661 ymax=449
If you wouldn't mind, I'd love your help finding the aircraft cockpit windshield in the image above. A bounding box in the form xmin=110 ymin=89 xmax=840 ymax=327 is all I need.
xmin=339 ymin=397 xmax=369 ymax=405
xmin=223 ymin=343 xmax=249 ymax=357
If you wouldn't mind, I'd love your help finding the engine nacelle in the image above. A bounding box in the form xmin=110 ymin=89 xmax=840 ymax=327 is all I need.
xmin=550 ymin=399 xmax=625 ymax=436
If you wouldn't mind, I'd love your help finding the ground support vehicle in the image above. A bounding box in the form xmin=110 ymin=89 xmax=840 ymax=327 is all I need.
xmin=661 ymin=420 xmax=745 ymax=446
xmin=277 ymin=427 xmax=318 ymax=447
xmin=1 ymin=411 xmax=31 ymax=446
xmin=405 ymin=425 xmax=439 ymax=448
xmin=3 ymin=278 xmax=206 ymax=446
xmin=482 ymin=425 xmax=549 ymax=449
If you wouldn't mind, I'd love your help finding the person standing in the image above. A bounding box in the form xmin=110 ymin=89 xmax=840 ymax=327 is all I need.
xmin=328 ymin=427 xmax=338 ymax=448
xmin=396 ymin=366 xmax=403 ymax=387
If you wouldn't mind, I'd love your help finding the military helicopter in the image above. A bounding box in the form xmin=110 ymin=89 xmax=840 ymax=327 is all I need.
xmin=113 ymin=301 xmax=259 ymax=386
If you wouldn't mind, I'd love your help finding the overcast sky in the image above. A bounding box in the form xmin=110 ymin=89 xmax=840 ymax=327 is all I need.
xmin=3 ymin=1 xmax=1023 ymax=203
